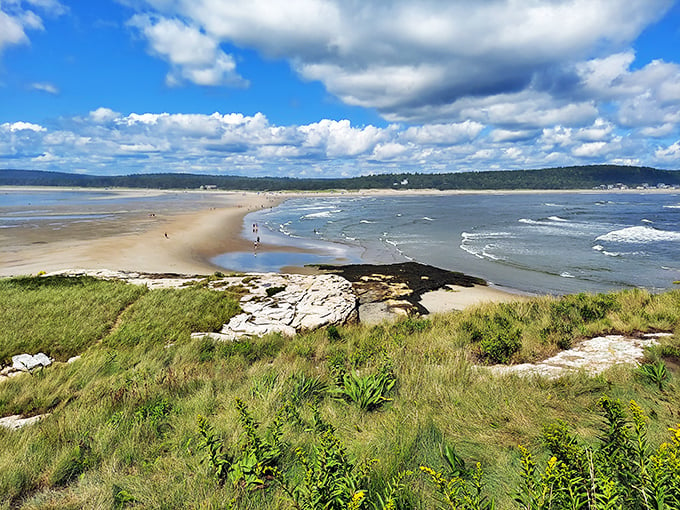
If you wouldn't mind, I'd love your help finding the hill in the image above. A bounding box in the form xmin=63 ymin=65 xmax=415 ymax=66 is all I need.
xmin=1 ymin=273 xmax=679 ymax=508
xmin=1 ymin=164 xmax=679 ymax=190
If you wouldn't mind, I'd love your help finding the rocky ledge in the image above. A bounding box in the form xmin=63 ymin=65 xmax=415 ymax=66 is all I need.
xmin=487 ymin=332 xmax=673 ymax=378
xmin=191 ymin=273 xmax=357 ymax=341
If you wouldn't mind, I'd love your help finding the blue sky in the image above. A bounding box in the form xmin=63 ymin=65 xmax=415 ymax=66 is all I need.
xmin=1 ymin=0 xmax=679 ymax=177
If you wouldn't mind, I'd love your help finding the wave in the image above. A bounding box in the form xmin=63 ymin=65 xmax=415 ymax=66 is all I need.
xmin=520 ymin=216 xmax=571 ymax=226
xmin=595 ymin=226 xmax=680 ymax=243
xmin=641 ymin=219 xmax=654 ymax=224
xmin=663 ymin=205 xmax=680 ymax=209
xmin=421 ymin=216 xmax=434 ymax=221
xmin=301 ymin=210 xmax=338 ymax=219
xmin=560 ymin=272 xmax=575 ymax=278
xmin=461 ymin=231 xmax=513 ymax=240
xmin=359 ymin=219 xmax=375 ymax=224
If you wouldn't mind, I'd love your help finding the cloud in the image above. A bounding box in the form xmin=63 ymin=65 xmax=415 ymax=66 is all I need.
xmin=29 ymin=82 xmax=59 ymax=94
xmin=0 ymin=0 xmax=65 ymax=55
xmin=128 ymin=14 xmax=246 ymax=87
xmin=125 ymin=0 xmax=672 ymax=124
xmin=3 ymin=108 xmax=677 ymax=176
xmin=1 ymin=121 xmax=46 ymax=132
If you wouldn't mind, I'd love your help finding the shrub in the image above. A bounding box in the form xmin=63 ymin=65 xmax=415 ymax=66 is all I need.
xmin=266 ymin=285 xmax=286 ymax=297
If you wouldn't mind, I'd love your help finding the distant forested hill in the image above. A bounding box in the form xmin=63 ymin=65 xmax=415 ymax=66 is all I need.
xmin=1 ymin=165 xmax=679 ymax=191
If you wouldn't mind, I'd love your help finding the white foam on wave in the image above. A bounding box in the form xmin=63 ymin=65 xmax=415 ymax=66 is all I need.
xmin=461 ymin=231 xmax=513 ymax=240
xmin=560 ymin=272 xmax=575 ymax=278
xmin=663 ymin=205 xmax=680 ymax=209
xmin=641 ymin=219 xmax=654 ymax=224
xmin=593 ymin=244 xmax=642 ymax=257
xmin=301 ymin=210 xmax=338 ymax=219
xmin=460 ymin=232 xmax=511 ymax=260
xmin=422 ymin=216 xmax=434 ymax=221
xmin=595 ymin=226 xmax=680 ymax=243
xmin=360 ymin=219 xmax=375 ymax=224
xmin=548 ymin=216 xmax=568 ymax=222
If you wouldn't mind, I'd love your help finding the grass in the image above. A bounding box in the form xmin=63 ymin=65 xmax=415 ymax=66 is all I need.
xmin=0 ymin=277 xmax=679 ymax=508
xmin=0 ymin=276 xmax=145 ymax=363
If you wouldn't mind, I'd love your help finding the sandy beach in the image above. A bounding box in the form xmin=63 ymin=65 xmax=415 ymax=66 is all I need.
xmin=0 ymin=186 xmax=531 ymax=314
xmin=0 ymin=189 xmax=301 ymax=277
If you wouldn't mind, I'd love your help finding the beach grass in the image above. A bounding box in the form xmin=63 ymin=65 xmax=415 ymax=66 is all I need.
xmin=0 ymin=276 xmax=679 ymax=508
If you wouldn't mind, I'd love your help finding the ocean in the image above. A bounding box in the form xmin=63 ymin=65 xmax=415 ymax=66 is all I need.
xmin=219 ymin=191 xmax=680 ymax=295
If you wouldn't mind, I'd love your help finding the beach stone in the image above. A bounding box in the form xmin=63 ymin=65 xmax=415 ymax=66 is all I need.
xmin=12 ymin=353 xmax=53 ymax=372
xmin=486 ymin=333 xmax=670 ymax=379
xmin=67 ymin=355 xmax=81 ymax=364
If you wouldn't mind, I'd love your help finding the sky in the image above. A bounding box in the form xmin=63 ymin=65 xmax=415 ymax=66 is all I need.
xmin=1 ymin=0 xmax=680 ymax=178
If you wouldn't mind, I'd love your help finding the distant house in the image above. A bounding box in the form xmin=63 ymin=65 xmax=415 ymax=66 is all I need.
xmin=200 ymin=185 xmax=218 ymax=190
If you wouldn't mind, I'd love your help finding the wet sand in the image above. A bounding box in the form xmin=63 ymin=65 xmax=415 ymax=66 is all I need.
xmin=0 ymin=189 xmax=306 ymax=277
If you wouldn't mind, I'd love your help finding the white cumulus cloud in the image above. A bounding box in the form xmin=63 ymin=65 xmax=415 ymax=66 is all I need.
xmin=128 ymin=14 xmax=246 ymax=87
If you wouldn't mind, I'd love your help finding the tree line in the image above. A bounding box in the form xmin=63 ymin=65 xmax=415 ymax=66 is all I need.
xmin=1 ymin=165 xmax=679 ymax=191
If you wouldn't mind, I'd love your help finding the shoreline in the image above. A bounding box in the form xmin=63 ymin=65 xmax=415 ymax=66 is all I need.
xmin=6 ymin=185 xmax=667 ymax=312
xmin=0 ymin=186 xmax=530 ymax=313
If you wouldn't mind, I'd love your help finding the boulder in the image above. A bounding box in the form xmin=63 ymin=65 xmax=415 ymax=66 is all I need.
xmin=12 ymin=353 xmax=53 ymax=372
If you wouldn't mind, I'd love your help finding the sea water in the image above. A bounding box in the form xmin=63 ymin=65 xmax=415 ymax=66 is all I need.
xmin=230 ymin=192 xmax=680 ymax=295
xmin=0 ymin=188 xmax=224 ymax=232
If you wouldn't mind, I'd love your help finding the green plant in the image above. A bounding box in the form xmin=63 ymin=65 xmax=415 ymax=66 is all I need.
xmin=289 ymin=372 xmax=328 ymax=404
xmin=636 ymin=360 xmax=670 ymax=390
xmin=266 ymin=285 xmax=286 ymax=297
xmin=327 ymin=324 xmax=342 ymax=342
xmin=420 ymin=462 xmax=494 ymax=510
xmin=516 ymin=397 xmax=680 ymax=510
xmin=462 ymin=309 xmax=522 ymax=364
xmin=333 ymin=365 xmax=396 ymax=411
xmin=112 ymin=484 xmax=136 ymax=508
xmin=281 ymin=429 xmax=377 ymax=510
xmin=196 ymin=398 xmax=286 ymax=490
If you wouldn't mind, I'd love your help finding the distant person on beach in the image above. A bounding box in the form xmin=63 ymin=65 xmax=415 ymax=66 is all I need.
xmin=164 ymin=232 xmax=168 ymax=238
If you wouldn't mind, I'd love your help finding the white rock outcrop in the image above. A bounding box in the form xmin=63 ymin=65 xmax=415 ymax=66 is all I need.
xmin=12 ymin=352 xmax=53 ymax=372
xmin=0 ymin=414 xmax=49 ymax=430
xmin=192 ymin=273 xmax=357 ymax=341
xmin=487 ymin=332 xmax=672 ymax=379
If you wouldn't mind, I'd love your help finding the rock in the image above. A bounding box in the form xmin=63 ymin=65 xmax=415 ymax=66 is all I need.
xmin=67 ymin=355 xmax=81 ymax=364
xmin=193 ymin=273 xmax=356 ymax=341
xmin=486 ymin=333 xmax=664 ymax=379
xmin=0 ymin=414 xmax=49 ymax=430
xmin=12 ymin=353 xmax=53 ymax=372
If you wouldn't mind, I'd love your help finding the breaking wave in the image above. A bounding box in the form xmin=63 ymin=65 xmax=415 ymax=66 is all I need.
xmin=595 ymin=226 xmax=680 ymax=243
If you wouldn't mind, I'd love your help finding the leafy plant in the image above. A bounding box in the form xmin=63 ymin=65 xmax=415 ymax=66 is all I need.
xmin=333 ymin=365 xmax=396 ymax=411
xmin=281 ymin=429 xmax=377 ymax=510
xmin=516 ymin=397 xmax=680 ymax=510
xmin=420 ymin=462 xmax=494 ymax=510
xmin=635 ymin=360 xmax=670 ymax=390
xmin=196 ymin=398 xmax=286 ymax=490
